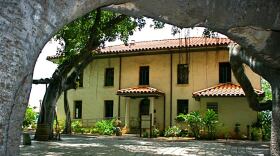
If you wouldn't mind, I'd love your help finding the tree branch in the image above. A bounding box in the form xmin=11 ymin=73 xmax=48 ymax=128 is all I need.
xmin=229 ymin=43 xmax=272 ymax=111
xmin=33 ymin=78 xmax=51 ymax=84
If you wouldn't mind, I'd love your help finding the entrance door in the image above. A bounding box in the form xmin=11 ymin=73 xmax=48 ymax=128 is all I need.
xmin=139 ymin=99 xmax=150 ymax=116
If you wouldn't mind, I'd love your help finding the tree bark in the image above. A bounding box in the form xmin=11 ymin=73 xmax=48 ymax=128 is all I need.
xmin=229 ymin=43 xmax=272 ymax=111
xmin=271 ymin=81 xmax=280 ymax=156
xmin=35 ymin=76 xmax=65 ymax=140
xmin=63 ymin=91 xmax=71 ymax=134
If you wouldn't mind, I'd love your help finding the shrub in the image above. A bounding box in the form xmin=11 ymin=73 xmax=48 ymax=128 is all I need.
xmin=175 ymin=114 xmax=187 ymax=122
xmin=90 ymin=127 xmax=99 ymax=134
xmin=23 ymin=107 xmax=37 ymax=128
xmin=151 ymin=128 xmax=159 ymax=138
xmin=258 ymin=111 xmax=271 ymax=141
xmin=251 ymin=127 xmax=262 ymax=141
xmin=113 ymin=119 xmax=122 ymax=127
xmin=164 ymin=126 xmax=181 ymax=137
xmin=143 ymin=131 xmax=149 ymax=138
xmin=185 ymin=111 xmax=202 ymax=139
xmin=71 ymin=120 xmax=83 ymax=133
xmin=82 ymin=128 xmax=91 ymax=134
xmin=95 ymin=119 xmax=114 ymax=135
xmin=53 ymin=120 xmax=65 ymax=133
xmin=159 ymin=130 xmax=165 ymax=137
xmin=203 ymin=109 xmax=219 ymax=140
xmin=179 ymin=129 xmax=188 ymax=137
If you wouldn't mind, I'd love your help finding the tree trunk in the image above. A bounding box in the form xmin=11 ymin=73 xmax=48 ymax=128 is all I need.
xmin=35 ymin=78 xmax=64 ymax=140
xmin=63 ymin=91 xmax=72 ymax=134
xmin=271 ymin=82 xmax=280 ymax=156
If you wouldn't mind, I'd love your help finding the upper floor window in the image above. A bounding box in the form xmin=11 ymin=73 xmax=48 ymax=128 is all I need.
xmin=74 ymin=101 xmax=82 ymax=119
xmin=177 ymin=64 xmax=189 ymax=84
xmin=207 ymin=102 xmax=218 ymax=114
xmin=105 ymin=68 xmax=114 ymax=86
xmin=139 ymin=66 xmax=149 ymax=85
xmin=219 ymin=62 xmax=231 ymax=83
xmin=104 ymin=100 xmax=114 ymax=118
xmin=177 ymin=99 xmax=189 ymax=115
xmin=77 ymin=71 xmax=83 ymax=87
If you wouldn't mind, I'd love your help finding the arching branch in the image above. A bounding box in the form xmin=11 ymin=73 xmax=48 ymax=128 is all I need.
xmin=229 ymin=43 xmax=272 ymax=111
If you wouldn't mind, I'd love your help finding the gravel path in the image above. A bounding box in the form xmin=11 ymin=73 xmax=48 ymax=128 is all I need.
xmin=20 ymin=135 xmax=270 ymax=156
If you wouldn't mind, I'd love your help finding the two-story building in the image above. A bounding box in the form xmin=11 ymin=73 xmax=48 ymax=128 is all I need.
xmin=51 ymin=37 xmax=263 ymax=136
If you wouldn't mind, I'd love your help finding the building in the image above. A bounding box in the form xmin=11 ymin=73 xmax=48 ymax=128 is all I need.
xmin=51 ymin=37 xmax=263 ymax=136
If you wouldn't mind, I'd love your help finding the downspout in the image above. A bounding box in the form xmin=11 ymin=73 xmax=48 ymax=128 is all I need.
xmin=118 ymin=56 xmax=122 ymax=118
xmin=163 ymin=94 xmax=166 ymax=130
xmin=170 ymin=53 xmax=173 ymax=127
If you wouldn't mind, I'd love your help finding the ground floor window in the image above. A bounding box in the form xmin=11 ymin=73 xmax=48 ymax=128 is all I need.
xmin=177 ymin=99 xmax=189 ymax=115
xmin=74 ymin=101 xmax=82 ymax=119
xmin=104 ymin=100 xmax=114 ymax=118
xmin=207 ymin=102 xmax=218 ymax=114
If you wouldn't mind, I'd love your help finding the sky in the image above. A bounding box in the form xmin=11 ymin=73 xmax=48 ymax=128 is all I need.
xmin=29 ymin=19 xmax=208 ymax=111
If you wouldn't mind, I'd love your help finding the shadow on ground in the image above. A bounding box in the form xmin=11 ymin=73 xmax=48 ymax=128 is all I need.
xmin=20 ymin=135 xmax=270 ymax=156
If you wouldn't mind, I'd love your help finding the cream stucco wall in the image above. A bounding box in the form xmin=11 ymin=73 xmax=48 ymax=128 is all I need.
xmin=200 ymin=97 xmax=258 ymax=137
xmin=56 ymin=48 xmax=261 ymax=133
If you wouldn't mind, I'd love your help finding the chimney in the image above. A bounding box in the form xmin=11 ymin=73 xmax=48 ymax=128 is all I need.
xmin=129 ymin=40 xmax=136 ymax=47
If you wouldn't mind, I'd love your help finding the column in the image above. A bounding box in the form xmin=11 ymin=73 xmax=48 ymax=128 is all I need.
xmin=125 ymin=97 xmax=130 ymax=128
xmin=149 ymin=97 xmax=155 ymax=127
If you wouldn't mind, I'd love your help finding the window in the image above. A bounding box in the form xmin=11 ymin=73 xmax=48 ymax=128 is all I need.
xmin=77 ymin=71 xmax=83 ymax=87
xmin=74 ymin=101 xmax=82 ymax=119
xmin=177 ymin=100 xmax=189 ymax=115
xmin=105 ymin=68 xmax=114 ymax=86
xmin=219 ymin=62 xmax=231 ymax=83
xmin=104 ymin=100 xmax=114 ymax=118
xmin=177 ymin=64 xmax=189 ymax=84
xmin=207 ymin=102 xmax=218 ymax=114
xmin=139 ymin=66 xmax=149 ymax=85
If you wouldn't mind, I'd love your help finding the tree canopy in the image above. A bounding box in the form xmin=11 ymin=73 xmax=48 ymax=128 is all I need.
xmin=54 ymin=10 xmax=146 ymax=63
xmin=35 ymin=9 xmax=147 ymax=139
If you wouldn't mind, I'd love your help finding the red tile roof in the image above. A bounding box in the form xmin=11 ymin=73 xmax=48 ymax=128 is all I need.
xmin=117 ymin=86 xmax=164 ymax=97
xmin=192 ymin=83 xmax=264 ymax=97
xmin=47 ymin=37 xmax=232 ymax=60
xmin=99 ymin=37 xmax=231 ymax=54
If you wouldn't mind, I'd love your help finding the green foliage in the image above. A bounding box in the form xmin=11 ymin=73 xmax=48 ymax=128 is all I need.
xmin=90 ymin=127 xmax=99 ymax=134
xmin=203 ymin=109 xmax=219 ymax=140
xmin=174 ymin=110 xmax=219 ymax=139
xmin=251 ymin=127 xmax=262 ymax=141
xmin=151 ymin=128 xmax=160 ymax=138
xmin=252 ymin=111 xmax=272 ymax=141
xmin=164 ymin=126 xmax=181 ymax=137
xmin=185 ymin=111 xmax=202 ymax=139
xmin=71 ymin=120 xmax=83 ymax=133
xmin=179 ymin=129 xmax=189 ymax=137
xmin=81 ymin=128 xmax=91 ymax=134
xmin=202 ymin=28 xmax=218 ymax=38
xmin=150 ymin=19 xmax=165 ymax=29
xmin=261 ymin=79 xmax=272 ymax=101
xmin=55 ymin=10 xmax=145 ymax=63
xmin=53 ymin=120 xmax=65 ymax=133
xmin=175 ymin=114 xmax=188 ymax=122
xmin=23 ymin=107 xmax=37 ymax=128
xmin=95 ymin=119 xmax=115 ymax=135
xmin=143 ymin=131 xmax=149 ymax=138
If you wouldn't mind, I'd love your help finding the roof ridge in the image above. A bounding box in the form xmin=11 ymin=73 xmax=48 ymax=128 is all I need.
xmin=192 ymin=83 xmax=231 ymax=94
xmin=192 ymin=82 xmax=264 ymax=97
xmin=104 ymin=37 xmax=229 ymax=48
